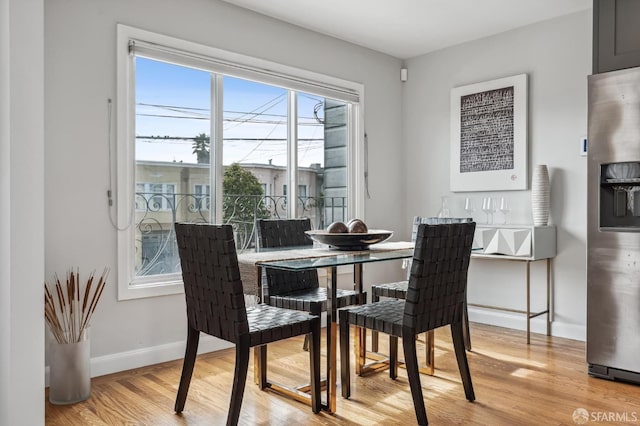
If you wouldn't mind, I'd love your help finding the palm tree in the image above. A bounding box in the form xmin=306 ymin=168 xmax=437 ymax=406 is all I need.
xmin=192 ymin=133 xmax=210 ymax=164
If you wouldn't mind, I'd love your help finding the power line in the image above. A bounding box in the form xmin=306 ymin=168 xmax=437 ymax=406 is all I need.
xmin=136 ymin=103 xmax=323 ymax=120
xmin=136 ymin=113 xmax=322 ymax=126
xmin=135 ymin=136 xmax=324 ymax=141
xmin=223 ymin=93 xmax=286 ymax=132
xmin=137 ymin=102 xmax=209 ymax=112
xmin=137 ymin=113 xmax=208 ymax=120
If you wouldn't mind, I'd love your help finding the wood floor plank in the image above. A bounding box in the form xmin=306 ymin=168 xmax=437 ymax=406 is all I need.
xmin=45 ymin=323 xmax=640 ymax=425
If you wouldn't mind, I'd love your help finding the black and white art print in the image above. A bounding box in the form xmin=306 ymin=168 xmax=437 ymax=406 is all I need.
xmin=450 ymin=74 xmax=527 ymax=191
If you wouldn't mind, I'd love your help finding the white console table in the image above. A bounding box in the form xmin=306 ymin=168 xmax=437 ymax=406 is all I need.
xmin=469 ymin=225 xmax=556 ymax=344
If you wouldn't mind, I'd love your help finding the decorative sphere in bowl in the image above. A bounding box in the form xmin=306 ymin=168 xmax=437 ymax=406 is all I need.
xmin=305 ymin=230 xmax=393 ymax=250
xmin=347 ymin=219 xmax=368 ymax=233
xmin=326 ymin=221 xmax=348 ymax=233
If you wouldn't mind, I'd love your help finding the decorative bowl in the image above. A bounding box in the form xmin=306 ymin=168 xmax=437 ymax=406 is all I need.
xmin=606 ymin=162 xmax=640 ymax=179
xmin=305 ymin=230 xmax=393 ymax=251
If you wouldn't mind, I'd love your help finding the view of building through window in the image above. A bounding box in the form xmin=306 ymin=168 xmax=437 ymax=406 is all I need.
xmin=133 ymin=56 xmax=350 ymax=278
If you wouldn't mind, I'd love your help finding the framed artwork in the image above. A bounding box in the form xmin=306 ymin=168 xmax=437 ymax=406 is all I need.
xmin=450 ymin=73 xmax=528 ymax=192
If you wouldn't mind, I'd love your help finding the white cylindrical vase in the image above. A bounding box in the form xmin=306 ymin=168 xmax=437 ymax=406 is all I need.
xmin=49 ymin=328 xmax=91 ymax=405
xmin=531 ymin=165 xmax=550 ymax=226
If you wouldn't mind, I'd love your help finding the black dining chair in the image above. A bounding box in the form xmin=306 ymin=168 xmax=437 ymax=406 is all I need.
xmin=339 ymin=222 xmax=476 ymax=426
xmin=256 ymin=218 xmax=365 ymax=351
xmin=370 ymin=217 xmax=473 ymax=368
xmin=174 ymin=223 xmax=321 ymax=425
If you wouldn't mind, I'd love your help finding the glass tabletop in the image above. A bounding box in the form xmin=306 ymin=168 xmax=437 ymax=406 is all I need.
xmin=257 ymin=248 xmax=414 ymax=271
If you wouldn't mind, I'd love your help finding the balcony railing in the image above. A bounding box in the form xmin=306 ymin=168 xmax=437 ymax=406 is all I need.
xmin=134 ymin=192 xmax=347 ymax=277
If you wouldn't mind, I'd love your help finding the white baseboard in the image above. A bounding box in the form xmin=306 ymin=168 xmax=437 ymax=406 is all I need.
xmin=45 ymin=315 xmax=330 ymax=387
xmin=45 ymin=309 xmax=585 ymax=387
xmin=468 ymin=307 xmax=586 ymax=342
xmin=549 ymin=321 xmax=586 ymax=342
xmin=45 ymin=334 xmax=233 ymax=387
xmin=45 ymin=271 xmax=352 ymax=386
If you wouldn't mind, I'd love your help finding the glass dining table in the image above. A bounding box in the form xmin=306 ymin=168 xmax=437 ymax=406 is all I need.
xmin=237 ymin=241 xmax=414 ymax=413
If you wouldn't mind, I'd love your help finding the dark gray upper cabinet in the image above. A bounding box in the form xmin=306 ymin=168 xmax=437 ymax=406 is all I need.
xmin=594 ymin=0 xmax=640 ymax=74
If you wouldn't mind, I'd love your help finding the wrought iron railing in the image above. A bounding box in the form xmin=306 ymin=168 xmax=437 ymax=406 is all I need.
xmin=134 ymin=192 xmax=347 ymax=277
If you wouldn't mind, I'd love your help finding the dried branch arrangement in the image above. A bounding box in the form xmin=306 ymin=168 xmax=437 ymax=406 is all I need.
xmin=44 ymin=268 xmax=109 ymax=344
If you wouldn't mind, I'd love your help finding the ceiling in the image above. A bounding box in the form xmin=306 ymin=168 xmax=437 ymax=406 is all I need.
xmin=221 ymin=0 xmax=591 ymax=59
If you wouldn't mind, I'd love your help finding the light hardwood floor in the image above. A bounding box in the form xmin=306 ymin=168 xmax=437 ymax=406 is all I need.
xmin=46 ymin=323 xmax=640 ymax=425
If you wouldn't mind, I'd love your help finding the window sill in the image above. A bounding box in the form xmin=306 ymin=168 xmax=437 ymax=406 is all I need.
xmin=117 ymin=267 xmax=355 ymax=301
xmin=118 ymin=276 xmax=184 ymax=301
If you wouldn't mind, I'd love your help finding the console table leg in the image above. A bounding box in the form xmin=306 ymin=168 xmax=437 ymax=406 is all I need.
xmin=526 ymin=260 xmax=531 ymax=345
xmin=546 ymin=258 xmax=551 ymax=336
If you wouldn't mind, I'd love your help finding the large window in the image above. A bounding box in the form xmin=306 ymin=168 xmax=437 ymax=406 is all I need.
xmin=116 ymin=25 xmax=363 ymax=300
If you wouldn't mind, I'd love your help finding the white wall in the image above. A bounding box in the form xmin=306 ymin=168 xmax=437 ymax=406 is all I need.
xmin=1 ymin=0 xmax=45 ymax=424
xmin=42 ymin=0 xmax=591 ymax=391
xmin=0 ymin=1 xmax=9 ymax=420
xmin=44 ymin=0 xmax=403 ymax=376
xmin=403 ymin=11 xmax=591 ymax=340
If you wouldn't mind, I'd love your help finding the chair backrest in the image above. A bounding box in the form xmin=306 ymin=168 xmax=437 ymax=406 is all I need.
xmin=257 ymin=218 xmax=314 ymax=248
xmin=403 ymin=222 xmax=476 ymax=334
xmin=406 ymin=216 xmax=473 ymax=279
xmin=256 ymin=218 xmax=319 ymax=297
xmin=410 ymin=216 xmax=473 ymax=241
xmin=175 ymin=223 xmax=249 ymax=343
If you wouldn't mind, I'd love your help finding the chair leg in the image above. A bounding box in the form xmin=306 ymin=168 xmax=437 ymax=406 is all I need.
xmin=371 ymin=291 xmax=380 ymax=352
xmin=309 ymin=318 xmax=321 ymax=413
xmin=227 ymin=337 xmax=250 ymax=426
xmin=355 ymin=326 xmax=366 ymax=376
xmin=451 ymin=321 xmax=475 ymax=402
xmin=174 ymin=326 xmax=200 ymax=413
xmin=402 ymin=332 xmax=428 ymax=426
xmin=389 ymin=335 xmax=398 ymax=380
xmin=463 ymin=300 xmax=472 ymax=351
xmin=339 ymin=310 xmax=351 ymax=398
xmin=424 ymin=330 xmax=435 ymax=376
xmin=302 ymin=335 xmax=310 ymax=352
xmin=256 ymin=344 xmax=267 ymax=389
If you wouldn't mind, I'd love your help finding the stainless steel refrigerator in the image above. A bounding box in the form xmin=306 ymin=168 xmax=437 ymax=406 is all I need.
xmin=587 ymin=66 xmax=640 ymax=384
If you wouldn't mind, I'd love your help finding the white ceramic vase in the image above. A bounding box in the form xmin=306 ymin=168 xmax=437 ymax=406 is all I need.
xmin=49 ymin=328 xmax=91 ymax=405
xmin=531 ymin=165 xmax=550 ymax=226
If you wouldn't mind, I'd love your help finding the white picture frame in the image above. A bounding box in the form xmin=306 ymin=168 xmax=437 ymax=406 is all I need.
xmin=450 ymin=73 xmax=528 ymax=192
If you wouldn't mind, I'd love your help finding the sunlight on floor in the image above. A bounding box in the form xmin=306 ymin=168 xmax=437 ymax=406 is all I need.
xmin=510 ymin=367 xmax=535 ymax=378
xmin=477 ymin=349 xmax=547 ymax=369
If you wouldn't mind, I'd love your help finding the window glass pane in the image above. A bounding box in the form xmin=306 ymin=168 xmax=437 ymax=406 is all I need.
xmin=297 ymin=94 xmax=349 ymax=228
xmin=134 ymin=57 xmax=211 ymax=277
xmin=222 ymin=76 xmax=287 ymax=249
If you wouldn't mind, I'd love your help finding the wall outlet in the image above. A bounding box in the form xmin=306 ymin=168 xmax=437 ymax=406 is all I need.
xmin=580 ymin=136 xmax=588 ymax=156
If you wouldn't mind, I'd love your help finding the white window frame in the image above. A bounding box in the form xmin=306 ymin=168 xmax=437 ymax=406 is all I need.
xmin=116 ymin=25 xmax=365 ymax=300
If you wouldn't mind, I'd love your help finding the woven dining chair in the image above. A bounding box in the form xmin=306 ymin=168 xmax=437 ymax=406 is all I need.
xmin=370 ymin=217 xmax=473 ymax=364
xmin=174 ymin=223 xmax=321 ymax=425
xmin=339 ymin=222 xmax=476 ymax=426
xmin=256 ymin=218 xmax=365 ymax=351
